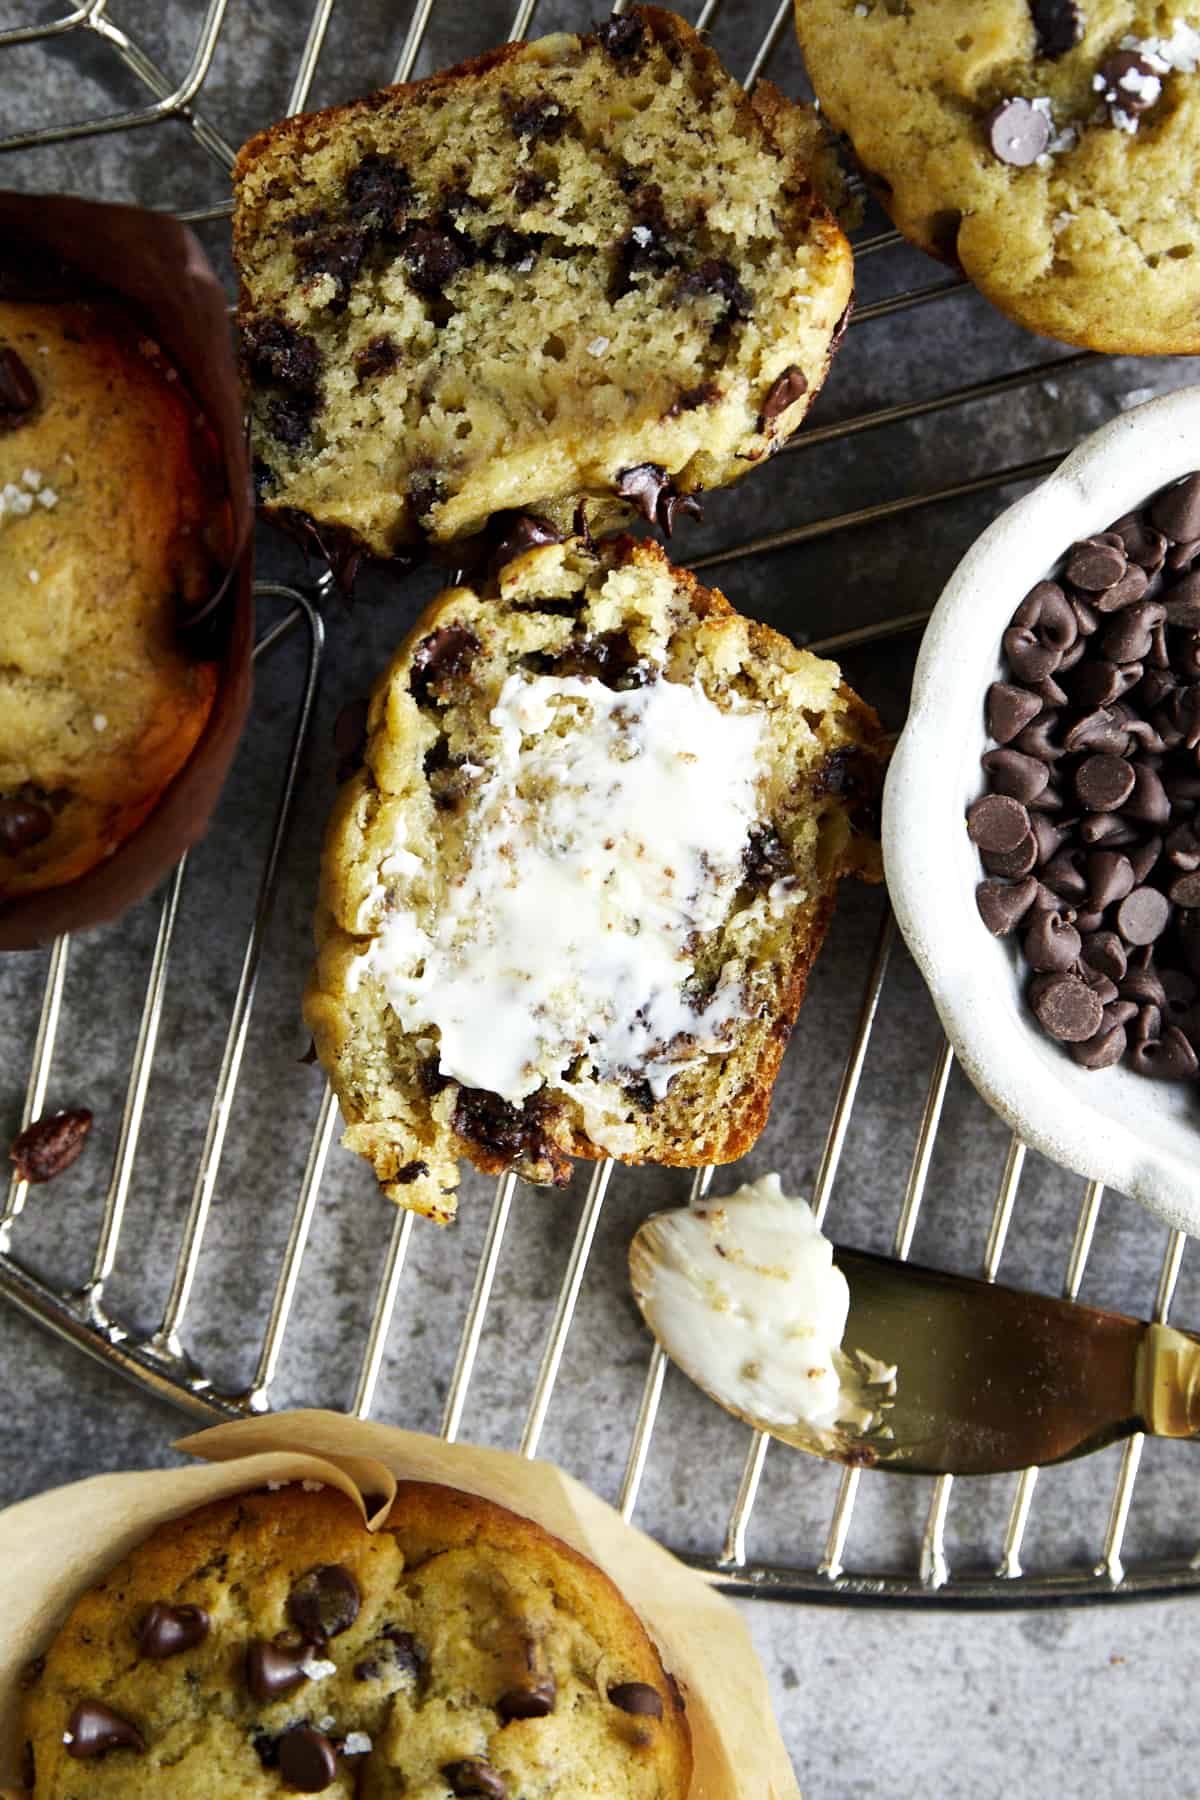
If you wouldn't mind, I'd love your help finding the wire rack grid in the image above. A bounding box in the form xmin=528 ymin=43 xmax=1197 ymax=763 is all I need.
xmin=3 ymin=0 xmax=1200 ymax=1608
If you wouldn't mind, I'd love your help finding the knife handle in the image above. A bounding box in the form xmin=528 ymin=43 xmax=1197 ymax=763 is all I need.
xmin=1139 ymin=1324 xmax=1200 ymax=1438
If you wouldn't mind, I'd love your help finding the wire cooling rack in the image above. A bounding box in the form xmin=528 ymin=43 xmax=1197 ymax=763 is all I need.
xmin=3 ymin=0 xmax=1200 ymax=1607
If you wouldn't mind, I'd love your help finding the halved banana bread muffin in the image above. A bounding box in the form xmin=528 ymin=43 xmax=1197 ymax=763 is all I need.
xmin=232 ymin=6 xmax=853 ymax=560
xmin=305 ymin=535 xmax=885 ymax=1221
xmin=22 ymin=1481 xmax=692 ymax=1798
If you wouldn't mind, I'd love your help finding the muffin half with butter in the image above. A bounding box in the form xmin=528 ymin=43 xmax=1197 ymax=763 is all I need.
xmin=0 ymin=293 xmax=231 ymax=905
xmin=306 ymin=534 xmax=885 ymax=1221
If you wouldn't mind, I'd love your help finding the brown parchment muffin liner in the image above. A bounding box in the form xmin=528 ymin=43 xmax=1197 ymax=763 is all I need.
xmin=0 ymin=190 xmax=254 ymax=952
xmin=0 ymin=1410 xmax=799 ymax=1800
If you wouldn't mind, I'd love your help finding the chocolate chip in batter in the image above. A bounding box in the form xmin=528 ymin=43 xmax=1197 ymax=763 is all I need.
xmin=499 ymin=1673 xmax=557 ymax=1720
xmin=506 ymin=93 xmax=567 ymax=141
xmin=9 ymin=1108 xmax=92 ymax=1184
xmin=288 ymin=1564 xmax=361 ymax=1641
xmin=597 ymin=12 xmax=646 ymax=59
xmin=278 ymin=1725 xmax=339 ymax=1793
xmin=0 ymin=347 xmax=38 ymax=429
xmin=742 ymin=824 xmax=791 ymax=891
xmin=759 ymin=365 xmax=808 ymax=431
xmin=410 ymin=623 xmax=482 ymax=705
xmin=985 ymin=97 xmax=1051 ymax=166
xmin=246 ymin=1636 xmax=311 ymax=1703
xmin=0 ymin=794 xmax=53 ymax=855
xmin=1028 ymin=0 xmax=1082 ymax=58
xmin=138 ymin=1602 xmax=209 ymax=1660
xmin=64 ymin=1701 xmax=145 ymax=1761
xmin=346 ymin=152 xmax=411 ymax=230
xmin=674 ymin=257 xmax=752 ymax=326
xmin=608 ymin=1681 xmax=665 ymax=1718
xmin=401 ymin=222 xmax=473 ymax=296
xmin=242 ymin=315 xmax=322 ymax=393
xmin=354 ymin=333 xmax=399 ymax=380
xmin=443 ymin=1757 xmax=509 ymax=1798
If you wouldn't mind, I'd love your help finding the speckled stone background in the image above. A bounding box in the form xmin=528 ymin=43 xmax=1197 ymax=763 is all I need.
xmin=3 ymin=2 xmax=1200 ymax=1794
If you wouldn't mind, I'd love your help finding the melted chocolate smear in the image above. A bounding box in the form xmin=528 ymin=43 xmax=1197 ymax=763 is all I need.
xmin=346 ymin=152 xmax=412 ymax=231
xmin=674 ymin=258 xmax=752 ymax=326
xmin=453 ymin=1086 xmax=571 ymax=1185
xmin=241 ymin=315 xmax=322 ymax=393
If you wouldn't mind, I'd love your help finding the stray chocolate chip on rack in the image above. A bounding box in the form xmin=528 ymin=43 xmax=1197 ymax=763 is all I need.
xmin=9 ymin=1108 xmax=92 ymax=1183
xmin=971 ymin=470 xmax=1200 ymax=1085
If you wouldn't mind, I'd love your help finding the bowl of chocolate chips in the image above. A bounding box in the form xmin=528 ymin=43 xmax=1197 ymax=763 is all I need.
xmin=885 ymin=387 xmax=1200 ymax=1231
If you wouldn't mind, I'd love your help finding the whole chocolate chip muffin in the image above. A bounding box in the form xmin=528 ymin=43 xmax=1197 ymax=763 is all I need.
xmin=304 ymin=533 xmax=885 ymax=1223
xmin=21 ymin=1482 xmax=692 ymax=1798
xmin=0 ymin=296 xmax=228 ymax=901
xmin=231 ymin=5 xmax=853 ymax=560
xmin=794 ymin=1 xmax=1200 ymax=353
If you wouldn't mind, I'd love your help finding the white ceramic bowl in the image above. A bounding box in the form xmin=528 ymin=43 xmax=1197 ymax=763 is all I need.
xmin=884 ymin=388 xmax=1200 ymax=1233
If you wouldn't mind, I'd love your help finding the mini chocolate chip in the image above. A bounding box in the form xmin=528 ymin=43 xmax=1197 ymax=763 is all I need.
xmin=1082 ymin=930 xmax=1128 ymax=982
xmin=967 ymin=793 xmax=1031 ymax=853
xmin=1015 ymin=581 xmax=1078 ymax=649
xmin=1163 ymin=968 xmax=1199 ymax=1014
xmin=609 ymin=1682 xmax=665 ymax=1718
xmin=1070 ymin=1022 xmax=1128 ymax=1069
xmin=1029 ymin=0 xmax=1082 ymax=57
xmin=278 ymin=1725 xmax=338 ymax=1793
xmin=1131 ymin=1026 xmax=1199 ymax=1080
xmin=1116 ymin=885 xmax=1171 ymax=946
xmin=1078 ymin=963 xmax=1119 ymax=1006
xmin=1167 ymin=821 xmax=1200 ymax=870
xmin=1031 ymin=974 xmax=1104 ymax=1042
xmin=976 ymin=877 xmax=1038 ymax=935
xmin=1101 ymin=601 xmax=1164 ymax=663
xmin=9 ymin=1108 xmax=92 ymax=1184
xmin=138 ymin=1603 xmax=209 ymax=1660
xmin=1030 ymin=813 xmax=1066 ymax=861
xmin=1114 ymin=517 xmax=1168 ymax=571
xmin=982 ymin=747 xmax=1050 ymax=803
xmin=289 ymin=1565 xmax=360 ymax=1641
xmin=1067 ymin=537 xmax=1128 ymax=592
xmin=759 ymin=365 xmax=808 ymax=429
xmin=1023 ymin=910 xmax=1080 ymax=972
xmin=382 ymin=1625 xmax=422 ymax=1674
xmin=986 ymin=96 xmax=1050 ymax=165
xmin=1087 ymin=849 xmax=1135 ymax=911
xmin=498 ymin=1674 xmax=557 ymax=1720
xmin=0 ymin=346 xmax=38 ymax=428
xmin=65 ymin=1701 xmax=145 ymax=1760
xmin=1070 ymin=658 xmax=1143 ymax=708
xmin=982 ymin=833 xmax=1039 ymax=878
xmin=410 ymin=624 xmax=482 ymax=706
xmin=1075 ymin=754 xmax=1135 ymax=813
xmin=1169 ymin=871 xmax=1200 ymax=908
xmin=1041 ymin=848 xmax=1089 ymax=901
xmin=987 ymin=682 xmax=1042 ymax=744
xmin=1064 ymin=708 xmax=1130 ymax=756
xmin=1130 ymin=835 xmax=1163 ymax=884
xmin=1003 ymin=626 xmax=1061 ymax=683
xmin=1150 ymin=474 xmax=1200 ymax=543
xmin=1079 ymin=812 xmax=1138 ymax=848
xmin=0 ymin=795 xmax=53 ymax=854
xmin=1164 ymin=573 xmax=1200 ymax=629
xmin=443 ymin=1757 xmax=509 ymax=1798
xmin=246 ymin=1637 xmax=309 ymax=1703
xmin=1123 ymin=763 xmax=1171 ymax=826
xmin=1120 ymin=956 xmax=1167 ymax=1009
xmin=1094 ymin=562 xmax=1150 ymax=612
xmin=1012 ymin=713 xmax=1062 ymax=764
xmin=597 ymin=12 xmax=646 ymax=58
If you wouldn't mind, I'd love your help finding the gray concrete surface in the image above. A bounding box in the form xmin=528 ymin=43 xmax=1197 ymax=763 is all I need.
xmin=3 ymin=2 xmax=1200 ymax=1795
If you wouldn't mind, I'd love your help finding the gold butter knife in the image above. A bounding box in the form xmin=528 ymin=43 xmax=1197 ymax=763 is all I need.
xmin=631 ymin=1221 xmax=1200 ymax=1477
